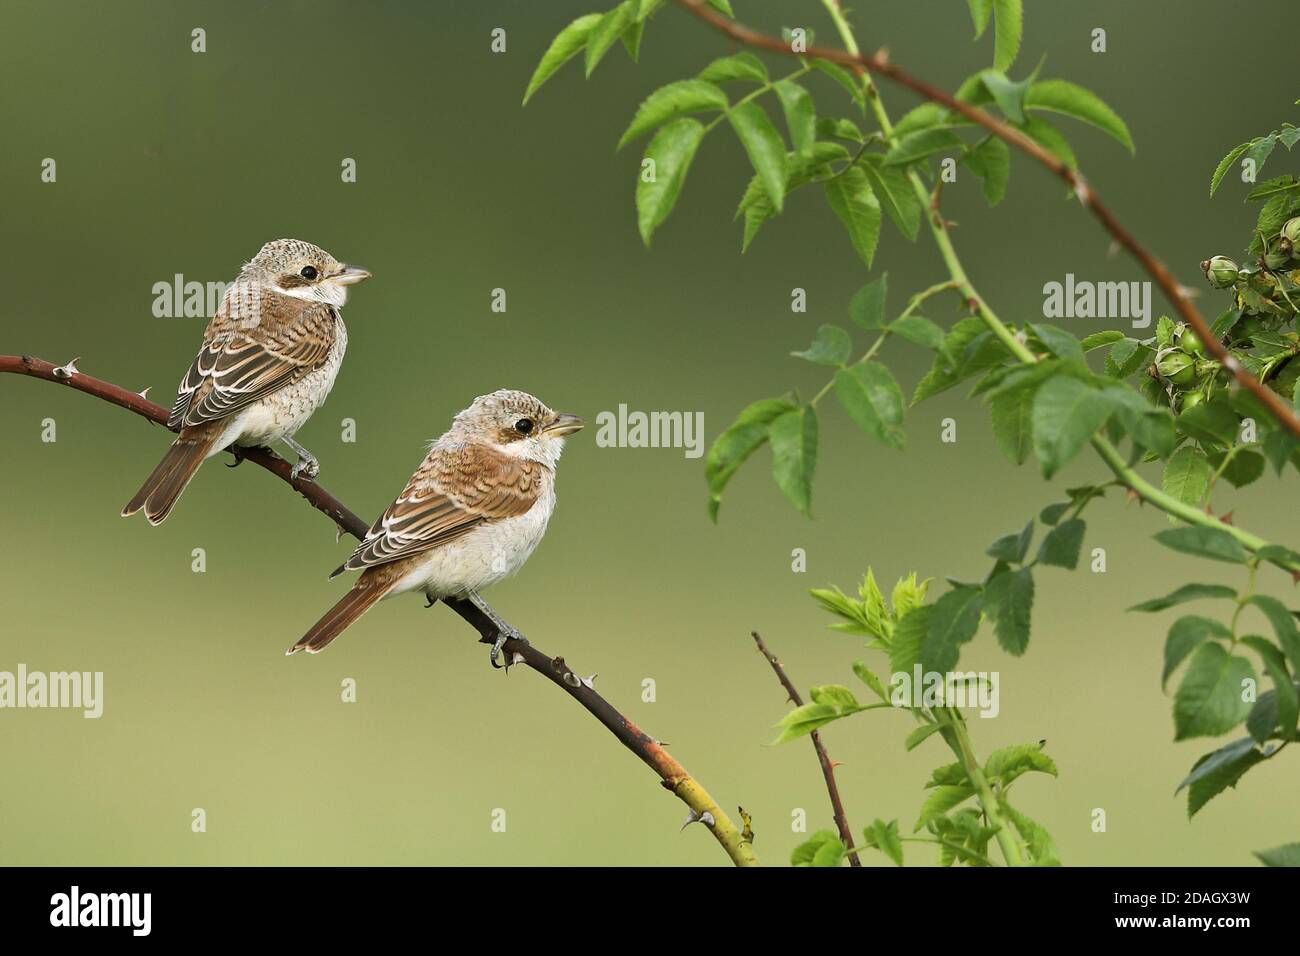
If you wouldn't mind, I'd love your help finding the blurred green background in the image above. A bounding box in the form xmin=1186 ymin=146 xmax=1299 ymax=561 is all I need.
xmin=2 ymin=0 xmax=1297 ymax=866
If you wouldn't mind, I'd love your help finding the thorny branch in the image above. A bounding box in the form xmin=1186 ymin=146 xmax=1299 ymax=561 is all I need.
xmin=674 ymin=0 xmax=1300 ymax=442
xmin=0 ymin=353 xmax=759 ymax=867
xmin=751 ymin=631 xmax=859 ymax=865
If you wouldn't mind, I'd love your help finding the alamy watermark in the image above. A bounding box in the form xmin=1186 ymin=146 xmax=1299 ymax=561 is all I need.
xmin=1042 ymin=273 xmax=1152 ymax=329
xmin=594 ymin=404 xmax=704 ymax=459
xmin=0 ymin=664 xmax=103 ymax=718
xmin=890 ymin=665 xmax=1000 ymax=718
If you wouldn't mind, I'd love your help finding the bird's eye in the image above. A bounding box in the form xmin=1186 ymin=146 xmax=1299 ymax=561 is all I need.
xmin=514 ymin=418 xmax=534 ymax=435
xmin=300 ymin=266 xmax=318 ymax=280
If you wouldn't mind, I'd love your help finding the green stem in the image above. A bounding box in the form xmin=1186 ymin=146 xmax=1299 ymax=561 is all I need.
xmin=704 ymin=64 xmax=811 ymax=134
xmin=939 ymin=707 xmax=1026 ymax=866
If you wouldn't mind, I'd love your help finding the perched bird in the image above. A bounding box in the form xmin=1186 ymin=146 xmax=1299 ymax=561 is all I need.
xmin=287 ymin=389 xmax=584 ymax=664
xmin=123 ymin=239 xmax=370 ymax=524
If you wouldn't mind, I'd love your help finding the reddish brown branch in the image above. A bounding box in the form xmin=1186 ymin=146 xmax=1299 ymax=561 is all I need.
xmin=673 ymin=0 xmax=1300 ymax=441
xmin=0 ymin=353 xmax=758 ymax=867
xmin=751 ymin=631 xmax=859 ymax=865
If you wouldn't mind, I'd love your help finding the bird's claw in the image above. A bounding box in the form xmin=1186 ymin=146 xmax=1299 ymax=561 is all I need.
xmin=490 ymin=628 xmax=527 ymax=670
xmin=291 ymin=454 xmax=320 ymax=482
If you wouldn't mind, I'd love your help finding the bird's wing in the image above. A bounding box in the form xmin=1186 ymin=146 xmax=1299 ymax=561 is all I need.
xmin=336 ymin=443 xmax=545 ymax=575
xmin=168 ymin=300 xmax=337 ymax=428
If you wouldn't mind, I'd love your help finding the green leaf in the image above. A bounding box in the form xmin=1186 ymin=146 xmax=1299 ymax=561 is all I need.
xmin=1153 ymin=527 xmax=1251 ymax=564
xmin=978 ymin=70 xmax=1031 ymax=123
xmin=824 ymin=168 xmax=882 ymax=268
xmin=1025 ymin=78 xmax=1134 ymax=153
xmin=1179 ymin=737 xmax=1267 ymax=818
xmin=810 ymin=683 xmax=860 ymax=711
xmin=705 ymin=396 xmax=796 ymax=521
xmin=791 ymin=829 xmax=845 ymax=866
xmin=1177 ymin=399 xmax=1239 ymax=447
xmin=1031 ymin=377 xmax=1117 ymax=479
xmin=1255 ymin=843 xmax=1300 ymax=867
xmin=983 ymin=567 xmax=1033 ymax=655
xmin=965 ymin=136 xmax=1011 ymax=205
xmin=1104 ymin=338 xmax=1152 ymax=378
xmin=852 ymin=661 xmax=889 ymax=703
xmin=1037 ymin=518 xmax=1085 ymax=569
xmin=834 ymin=362 xmax=906 ymax=449
xmin=1211 ymin=449 xmax=1265 ymax=490
xmin=1161 ymin=446 xmax=1211 ymax=516
xmin=883 ymin=129 xmax=963 ymax=166
xmin=990 ymin=385 xmax=1035 ymax=465
xmin=636 ymin=118 xmax=707 ymax=246
xmin=921 ymin=587 xmax=984 ymax=674
xmin=773 ymin=80 xmax=817 ymax=155
xmin=792 ymin=324 xmax=852 ymax=366
xmin=1162 ymin=615 xmax=1231 ymax=689
xmin=904 ymin=721 xmax=944 ymax=751
xmin=728 ymin=102 xmax=787 ymax=213
xmin=1174 ymin=643 xmax=1256 ymax=740
xmin=966 ymin=0 xmax=993 ymax=37
xmin=890 ymin=606 xmax=930 ymax=687
xmin=888 ymin=314 xmax=947 ymax=353
xmin=985 ymin=742 xmax=1057 ymax=783
xmin=698 ymin=52 xmax=767 ymax=84
xmin=1029 ymin=323 xmax=1085 ymax=362
xmin=848 ymin=275 xmax=888 ymax=330
xmin=1211 ymin=142 xmax=1253 ymax=197
xmin=1080 ymin=330 xmax=1126 ymax=351
xmin=1002 ymin=803 xmax=1059 ymax=865
xmin=991 ymin=0 xmax=1023 ymax=72
xmin=1244 ymin=595 xmax=1300 ymax=674
xmin=705 ymin=0 xmax=734 ymax=15
xmin=868 ymin=819 xmax=904 ymax=866
xmin=635 ymin=0 xmax=664 ymax=21
xmin=860 ymin=156 xmax=922 ymax=240
xmin=1129 ymin=583 xmax=1237 ymax=613
xmin=618 ymin=80 xmax=728 ymax=149
xmin=769 ymin=406 xmax=818 ymax=517
xmin=986 ymin=520 xmax=1034 ymax=563
xmin=1018 ymin=115 xmax=1078 ymax=170
xmin=522 ymin=13 xmax=603 ymax=105
xmin=809 ymin=60 xmax=865 ymax=111
xmin=585 ymin=2 xmax=635 ymax=77
xmin=914 ymin=784 xmax=975 ymax=833
xmin=1240 ymin=636 xmax=1298 ymax=742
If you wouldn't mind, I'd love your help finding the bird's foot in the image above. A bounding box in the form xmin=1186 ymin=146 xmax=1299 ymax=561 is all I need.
xmin=290 ymin=451 xmax=320 ymax=482
xmin=490 ymin=627 xmax=528 ymax=670
xmin=424 ymin=594 xmax=437 ymax=608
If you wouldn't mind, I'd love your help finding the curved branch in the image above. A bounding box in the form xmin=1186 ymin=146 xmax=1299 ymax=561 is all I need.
xmin=673 ymin=0 xmax=1300 ymax=442
xmin=751 ymin=631 xmax=859 ymax=865
xmin=0 ymin=353 xmax=759 ymax=867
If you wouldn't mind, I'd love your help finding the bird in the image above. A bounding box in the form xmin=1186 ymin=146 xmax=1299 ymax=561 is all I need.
xmin=286 ymin=389 xmax=584 ymax=664
xmin=122 ymin=239 xmax=370 ymax=524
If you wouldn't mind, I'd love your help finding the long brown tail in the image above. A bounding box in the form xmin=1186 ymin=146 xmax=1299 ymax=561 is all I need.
xmin=121 ymin=423 xmax=221 ymax=525
xmin=287 ymin=576 xmax=392 ymax=655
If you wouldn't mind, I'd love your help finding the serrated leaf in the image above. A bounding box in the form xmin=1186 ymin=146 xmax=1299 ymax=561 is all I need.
xmin=965 ymin=136 xmax=1011 ymax=205
xmin=985 ymin=742 xmax=1057 ymax=783
xmin=914 ymin=784 xmax=975 ymax=833
xmin=966 ymin=0 xmax=993 ymax=37
xmin=1180 ymin=737 xmax=1267 ymax=818
xmin=1153 ymin=527 xmax=1251 ymax=564
xmin=824 ymin=168 xmax=882 ymax=268
xmin=883 ymin=129 xmax=963 ymax=166
xmin=705 ymin=396 xmax=796 ymax=520
xmin=1174 ymin=643 xmax=1256 ymax=740
xmin=890 ymin=606 xmax=930 ymax=693
xmin=618 ymin=79 xmax=728 ymax=149
xmin=861 ymin=156 xmax=922 ymax=240
xmin=834 ymin=362 xmax=906 ymax=449
xmin=1018 ymin=114 xmax=1078 ymax=170
xmin=1129 ymin=583 xmax=1237 ymax=614
xmin=1211 ymin=141 xmax=1253 ymax=197
xmin=921 ymin=587 xmax=983 ymax=674
xmin=809 ymin=60 xmax=865 ymax=111
xmin=769 ymin=406 xmax=818 ymax=517
xmin=1031 ymin=377 xmax=1117 ymax=479
xmin=792 ymin=324 xmax=852 ymax=366
xmin=636 ymin=118 xmax=707 ymax=246
xmin=904 ymin=721 xmax=944 ymax=751
xmin=1025 ymin=78 xmax=1133 ymax=153
xmin=1161 ymin=446 xmax=1211 ymax=516
xmin=522 ymin=13 xmax=604 ymax=105
xmin=848 ymin=274 xmax=888 ymax=330
xmin=868 ymin=819 xmax=904 ymax=866
xmin=729 ymin=101 xmax=787 ymax=213
xmin=792 ymin=829 xmax=845 ymax=866
xmin=990 ymin=385 xmax=1035 ymax=465
xmin=585 ymin=2 xmax=634 ymax=77
xmin=983 ymin=567 xmax=1033 ymax=655
xmin=698 ymin=52 xmax=767 ymax=84
xmin=1162 ymin=615 xmax=1232 ymax=689
xmin=773 ymin=80 xmax=817 ymax=155
xmin=1255 ymin=843 xmax=1300 ymax=867
xmin=991 ymin=0 xmax=1023 ymax=72
xmin=1037 ymin=518 xmax=1085 ymax=569
xmin=1244 ymin=595 xmax=1300 ymax=674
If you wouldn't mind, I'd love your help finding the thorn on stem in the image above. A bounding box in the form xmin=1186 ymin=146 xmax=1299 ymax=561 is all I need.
xmin=52 ymin=357 xmax=80 ymax=379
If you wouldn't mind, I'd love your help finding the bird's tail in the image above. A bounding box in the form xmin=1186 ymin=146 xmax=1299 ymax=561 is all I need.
xmin=287 ymin=575 xmax=392 ymax=656
xmin=121 ymin=423 xmax=221 ymax=525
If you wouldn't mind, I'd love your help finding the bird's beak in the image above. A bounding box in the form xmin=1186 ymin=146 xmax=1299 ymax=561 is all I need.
xmin=544 ymin=413 xmax=585 ymax=436
xmin=331 ymin=264 xmax=371 ymax=286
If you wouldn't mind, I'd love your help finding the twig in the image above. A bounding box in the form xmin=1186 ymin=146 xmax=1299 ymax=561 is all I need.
xmin=0 ymin=353 xmax=759 ymax=867
xmin=751 ymin=630 xmax=859 ymax=865
xmin=672 ymin=0 xmax=1300 ymax=442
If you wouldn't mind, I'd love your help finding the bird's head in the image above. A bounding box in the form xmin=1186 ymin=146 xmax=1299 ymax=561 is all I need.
xmin=241 ymin=238 xmax=370 ymax=307
xmin=453 ymin=389 xmax=584 ymax=466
